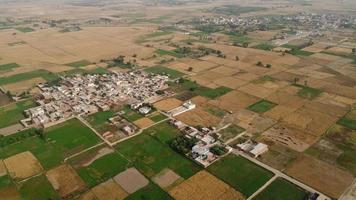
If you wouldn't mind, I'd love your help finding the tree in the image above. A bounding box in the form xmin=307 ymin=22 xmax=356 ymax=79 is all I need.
xmin=187 ymin=67 xmax=193 ymax=72
xmin=256 ymin=61 xmax=263 ymax=66
xmin=266 ymin=64 xmax=272 ymax=68
xmin=242 ymin=42 xmax=249 ymax=48
xmin=6 ymin=91 xmax=12 ymax=98
xmin=36 ymin=128 xmax=46 ymax=141
xmin=235 ymin=56 xmax=239 ymax=61
xmin=352 ymin=48 xmax=356 ymax=54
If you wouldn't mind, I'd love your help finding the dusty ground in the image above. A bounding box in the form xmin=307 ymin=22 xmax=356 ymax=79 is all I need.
xmin=133 ymin=117 xmax=155 ymax=129
xmin=152 ymin=168 xmax=182 ymax=190
xmin=175 ymin=107 xmax=220 ymax=127
xmin=113 ymin=167 xmax=149 ymax=194
xmin=0 ymin=186 xmax=21 ymax=200
xmin=91 ymin=179 xmax=128 ymax=200
xmin=169 ymin=170 xmax=245 ymax=200
xmin=212 ymin=90 xmax=260 ymax=113
xmin=46 ymin=164 xmax=86 ymax=198
xmin=4 ymin=151 xmax=43 ymax=180
xmin=286 ymin=155 xmax=353 ymax=199
xmin=153 ymin=98 xmax=182 ymax=112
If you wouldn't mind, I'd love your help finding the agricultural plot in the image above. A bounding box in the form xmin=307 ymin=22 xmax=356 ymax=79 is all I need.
xmin=142 ymin=121 xmax=181 ymax=143
xmin=152 ymin=168 xmax=182 ymax=190
xmin=0 ymin=63 xmax=20 ymax=71
xmin=144 ymin=65 xmax=185 ymax=79
xmin=153 ymin=98 xmax=182 ymax=112
xmin=258 ymin=144 xmax=298 ymax=171
xmin=18 ymin=175 xmax=59 ymax=200
xmin=253 ymin=178 xmax=307 ymax=200
xmin=0 ymin=186 xmax=21 ymax=200
xmin=73 ymin=150 xmax=130 ymax=187
xmin=125 ymin=181 xmax=172 ymax=200
xmin=219 ymin=124 xmax=245 ymax=143
xmin=15 ymin=27 xmax=35 ymax=33
xmin=65 ymin=60 xmax=92 ymax=68
xmin=207 ymin=154 xmax=274 ymax=197
xmin=91 ymin=179 xmax=128 ymax=200
xmin=85 ymin=110 xmax=117 ymax=133
xmin=115 ymin=132 xmax=201 ymax=179
xmin=0 ymin=69 xmax=58 ymax=86
xmin=169 ymin=170 xmax=245 ymax=200
xmin=286 ymin=155 xmax=353 ymax=199
xmin=134 ymin=117 xmax=155 ymax=129
xmin=46 ymin=164 xmax=86 ymax=198
xmin=293 ymin=84 xmax=322 ymax=100
xmin=113 ymin=167 xmax=149 ymax=194
xmin=148 ymin=112 xmax=167 ymax=123
xmin=121 ymin=106 xmax=144 ymax=122
xmin=0 ymin=99 xmax=35 ymax=128
xmin=0 ymin=92 xmax=12 ymax=106
xmin=175 ymin=107 xmax=221 ymax=127
xmin=247 ymin=100 xmax=277 ymax=114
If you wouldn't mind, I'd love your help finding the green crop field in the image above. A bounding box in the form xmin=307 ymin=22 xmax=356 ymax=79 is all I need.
xmin=0 ymin=63 xmax=20 ymax=71
xmin=85 ymin=110 xmax=116 ymax=132
xmin=144 ymin=66 xmax=185 ymax=79
xmin=46 ymin=118 xmax=101 ymax=155
xmin=172 ymin=79 xmax=232 ymax=99
xmin=115 ymin=132 xmax=201 ymax=179
xmin=253 ymin=178 xmax=307 ymax=200
xmin=155 ymin=49 xmax=184 ymax=58
xmin=121 ymin=106 xmax=144 ymax=122
xmin=15 ymin=27 xmax=35 ymax=33
xmin=247 ymin=100 xmax=277 ymax=113
xmin=75 ymin=152 xmax=130 ymax=187
xmin=252 ymin=43 xmax=275 ymax=51
xmin=142 ymin=121 xmax=180 ymax=143
xmin=65 ymin=60 xmax=92 ymax=68
xmin=0 ymin=99 xmax=35 ymax=128
xmin=18 ymin=175 xmax=59 ymax=200
xmin=126 ymin=182 xmax=173 ymax=200
xmin=293 ymin=84 xmax=322 ymax=100
xmin=148 ymin=112 xmax=167 ymax=123
xmin=337 ymin=118 xmax=356 ymax=130
xmin=0 ymin=69 xmax=58 ymax=86
xmin=0 ymin=175 xmax=12 ymax=188
xmin=207 ymin=154 xmax=274 ymax=197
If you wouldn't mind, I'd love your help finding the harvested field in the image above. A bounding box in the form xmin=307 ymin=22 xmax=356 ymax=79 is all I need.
xmin=179 ymin=58 xmax=218 ymax=73
xmin=91 ymin=179 xmax=128 ymax=200
xmin=213 ymin=76 xmax=247 ymax=89
xmin=133 ymin=117 xmax=155 ymax=129
xmin=152 ymin=168 xmax=182 ymax=190
xmin=209 ymin=65 xmax=240 ymax=76
xmin=4 ymin=151 xmax=43 ymax=180
xmin=153 ymin=98 xmax=182 ymax=112
xmin=2 ymin=77 xmax=45 ymax=94
xmin=286 ymin=155 xmax=353 ymax=199
xmin=258 ymin=143 xmax=298 ymax=171
xmin=213 ymin=90 xmax=260 ymax=113
xmin=169 ymin=170 xmax=245 ymax=200
xmin=238 ymin=84 xmax=277 ymax=99
xmin=0 ymin=186 xmax=21 ymax=200
xmin=301 ymin=43 xmax=328 ymax=53
xmin=310 ymin=52 xmax=342 ymax=61
xmin=325 ymin=46 xmax=353 ymax=55
xmin=175 ymin=107 xmax=220 ymax=127
xmin=113 ymin=167 xmax=149 ymax=194
xmin=0 ymin=92 xmax=12 ymax=106
xmin=262 ymin=123 xmax=317 ymax=152
xmin=264 ymin=105 xmax=299 ymax=121
xmin=0 ymin=160 xmax=6 ymax=176
xmin=233 ymin=109 xmax=277 ymax=134
xmin=46 ymin=164 xmax=86 ymax=198
xmin=248 ymin=30 xmax=277 ymax=41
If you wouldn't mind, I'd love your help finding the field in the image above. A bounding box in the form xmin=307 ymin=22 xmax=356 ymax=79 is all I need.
xmin=0 ymin=63 xmax=20 ymax=71
xmin=4 ymin=151 xmax=43 ymax=180
xmin=85 ymin=110 xmax=117 ymax=133
xmin=169 ymin=170 xmax=245 ymax=200
xmin=65 ymin=59 xmax=92 ymax=68
xmin=0 ymin=70 xmax=58 ymax=86
xmin=144 ymin=65 xmax=185 ymax=79
xmin=18 ymin=175 xmax=59 ymax=200
xmin=125 ymin=182 xmax=172 ymax=200
xmin=141 ymin=121 xmax=180 ymax=143
xmin=91 ymin=179 xmax=128 ymax=200
xmin=247 ymin=100 xmax=277 ymax=114
xmin=113 ymin=167 xmax=149 ymax=194
xmin=115 ymin=129 xmax=201 ymax=179
xmin=46 ymin=164 xmax=86 ymax=198
xmin=286 ymin=155 xmax=353 ymax=199
xmin=219 ymin=124 xmax=245 ymax=143
xmin=134 ymin=117 xmax=155 ymax=129
xmin=73 ymin=151 xmax=129 ymax=187
xmin=121 ymin=106 xmax=144 ymax=122
xmin=153 ymin=98 xmax=182 ymax=112
xmin=207 ymin=154 xmax=274 ymax=197
xmin=253 ymin=178 xmax=307 ymax=200
xmin=0 ymin=99 xmax=35 ymax=128
xmin=175 ymin=107 xmax=221 ymax=127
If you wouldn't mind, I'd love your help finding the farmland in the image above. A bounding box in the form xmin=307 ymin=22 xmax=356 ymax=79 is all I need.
xmin=0 ymin=99 xmax=35 ymax=128
xmin=207 ymin=154 xmax=274 ymax=197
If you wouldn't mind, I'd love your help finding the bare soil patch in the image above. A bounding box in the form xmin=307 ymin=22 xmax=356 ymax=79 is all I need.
xmin=286 ymin=155 xmax=353 ymax=199
xmin=175 ymin=107 xmax=220 ymax=127
xmin=91 ymin=179 xmax=128 ymax=200
xmin=214 ymin=77 xmax=247 ymax=89
xmin=0 ymin=186 xmax=21 ymax=200
xmin=113 ymin=167 xmax=149 ymax=194
xmin=46 ymin=164 xmax=86 ymax=198
xmin=153 ymin=98 xmax=182 ymax=112
xmin=152 ymin=168 xmax=182 ymax=190
xmin=4 ymin=151 xmax=43 ymax=180
xmin=169 ymin=170 xmax=245 ymax=200
xmin=133 ymin=117 xmax=155 ymax=129
xmin=213 ymin=90 xmax=260 ymax=113
xmin=2 ymin=77 xmax=45 ymax=94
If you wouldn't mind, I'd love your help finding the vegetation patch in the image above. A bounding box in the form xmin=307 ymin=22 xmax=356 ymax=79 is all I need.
xmin=207 ymin=154 xmax=274 ymax=197
xmin=219 ymin=124 xmax=245 ymax=142
xmin=85 ymin=110 xmax=116 ymax=133
xmin=247 ymin=100 xmax=277 ymax=113
xmin=65 ymin=60 xmax=92 ymax=68
xmin=155 ymin=49 xmax=184 ymax=58
xmin=121 ymin=106 xmax=144 ymax=122
xmin=136 ymin=31 xmax=172 ymax=44
xmin=0 ymin=99 xmax=35 ymax=129
xmin=115 ymin=133 xmax=201 ymax=179
xmin=210 ymin=5 xmax=266 ymax=16
xmin=19 ymin=175 xmax=59 ymax=200
xmin=252 ymin=43 xmax=276 ymax=51
xmin=148 ymin=112 xmax=167 ymax=123
xmin=125 ymin=182 xmax=172 ymax=200
xmin=0 ymin=69 xmax=58 ymax=85
xmin=144 ymin=66 xmax=185 ymax=79
xmin=253 ymin=178 xmax=307 ymax=200
xmin=0 ymin=63 xmax=20 ymax=71
xmin=76 ymin=152 xmax=129 ymax=187
xmin=293 ymin=84 xmax=322 ymax=100
xmin=15 ymin=27 xmax=35 ymax=33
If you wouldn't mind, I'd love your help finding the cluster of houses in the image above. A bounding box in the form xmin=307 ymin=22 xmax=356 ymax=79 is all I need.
xmin=22 ymin=71 xmax=169 ymax=128
xmin=170 ymin=119 xmax=230 ymax=167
